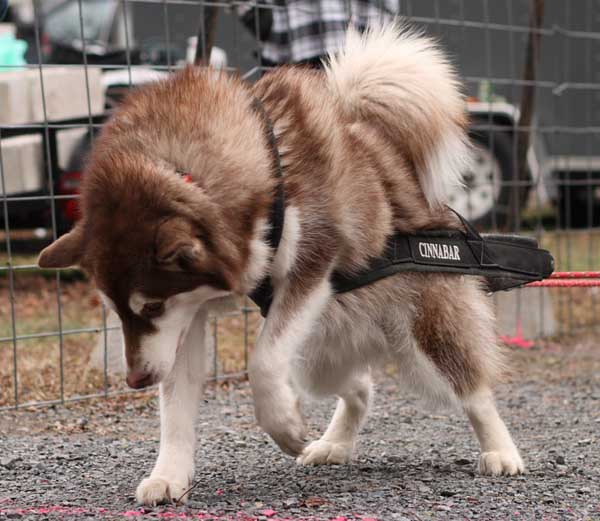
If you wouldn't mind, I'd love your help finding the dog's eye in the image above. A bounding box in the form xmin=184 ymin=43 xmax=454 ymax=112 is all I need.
xmin=141 ymin=301 xmax=164 ymax=319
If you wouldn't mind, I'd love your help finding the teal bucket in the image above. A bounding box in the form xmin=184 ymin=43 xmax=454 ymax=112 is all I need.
xmin=0 ymin=34 xmax=28 ymax=71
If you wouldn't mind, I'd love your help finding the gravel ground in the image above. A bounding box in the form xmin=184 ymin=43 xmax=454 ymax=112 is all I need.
xmin=1 ymin=340 xmax=599 ymax=520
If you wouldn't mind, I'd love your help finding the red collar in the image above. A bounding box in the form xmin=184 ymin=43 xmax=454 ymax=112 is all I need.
xmin=176 ymin=170 xmax=193 ymax=184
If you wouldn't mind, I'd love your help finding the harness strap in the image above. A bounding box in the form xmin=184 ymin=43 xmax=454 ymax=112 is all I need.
xmin=331 ymin=230 xmax=554 ymax=294
xmin=244 ymin=101 xmax=554 ymax=317
xmin=248 ymin=98 xmax=285 ymax=316
xmin=250 ymin=97 xmax=285 ymax=250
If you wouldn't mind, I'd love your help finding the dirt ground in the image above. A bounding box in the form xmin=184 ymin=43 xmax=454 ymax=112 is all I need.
xmin=0 ymin=337 xmax=599 ymax=521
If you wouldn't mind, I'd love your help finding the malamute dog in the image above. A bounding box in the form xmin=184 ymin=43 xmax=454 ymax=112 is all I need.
xmin=39 ymin=25 xmax=524 ymax=505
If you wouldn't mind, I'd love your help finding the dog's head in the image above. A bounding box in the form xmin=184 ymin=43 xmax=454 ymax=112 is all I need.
xmin=38 ymin=182 xmax=236 ymax=388
xmin=38 ymin=69 xmax=274 ymax=388
xmin=38 ymin=144 xmax=258 ymax=388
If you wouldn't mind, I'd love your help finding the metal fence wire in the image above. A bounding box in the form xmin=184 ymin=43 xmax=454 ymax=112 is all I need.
xmin=1 ymin=0 xmax=600 ymax=409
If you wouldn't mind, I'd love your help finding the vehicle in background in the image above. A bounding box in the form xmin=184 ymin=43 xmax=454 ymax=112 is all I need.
xmin=450 ymin=101 xmax=532 ymax=228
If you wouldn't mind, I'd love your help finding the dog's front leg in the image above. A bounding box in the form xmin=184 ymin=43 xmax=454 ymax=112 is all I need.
xmin=136 ymin=308 xmax=208 ymax=506
xmin=249 ymin=277 xmax=332 ymax=457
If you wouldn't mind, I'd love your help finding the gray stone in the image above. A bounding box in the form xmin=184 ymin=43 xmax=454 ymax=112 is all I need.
xmin=0 ymin=457 xmax=20 ymax=469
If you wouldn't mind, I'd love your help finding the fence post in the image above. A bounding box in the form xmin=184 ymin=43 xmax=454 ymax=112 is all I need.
xmin=195 ymin=4 xmax=219 ymax=66
xmin=514 ymin=0 xmax=545 ymax=230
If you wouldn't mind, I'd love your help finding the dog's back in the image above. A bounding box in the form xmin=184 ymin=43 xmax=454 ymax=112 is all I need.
xmin=252 ymin=24 xmax=470 ymax=277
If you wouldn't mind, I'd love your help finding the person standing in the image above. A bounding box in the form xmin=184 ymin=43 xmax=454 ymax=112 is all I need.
xmin=237 ymin=0 xmax=399 ymax=68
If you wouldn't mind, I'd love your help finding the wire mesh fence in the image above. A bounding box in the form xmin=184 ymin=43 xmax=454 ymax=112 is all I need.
xmin=1 ymin=0 xmax=600 ymax=409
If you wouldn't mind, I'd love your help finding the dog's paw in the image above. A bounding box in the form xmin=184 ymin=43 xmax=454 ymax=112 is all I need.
xmin=296 ymin=439 xmax=353 ymax=466
xmin=136 ymin=477 xmax=190 ymax=506
xmin=254 ymin=392 xmax=307 ymax=457
xmin=479 ymin=450 xmax=525 ymax=476
xmin=263 ymin=412 xmax=307 ymax=457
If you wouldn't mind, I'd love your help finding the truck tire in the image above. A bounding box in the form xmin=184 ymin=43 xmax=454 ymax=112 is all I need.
xmin=447 ymin=128 xmax=530 ymax=229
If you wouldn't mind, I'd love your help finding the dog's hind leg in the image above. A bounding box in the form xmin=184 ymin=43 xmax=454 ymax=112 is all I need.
xmin=135 ymin=308 xmax=208 ymax=506
xmin=412 ymin=276 xmax=524 ymax=476
xmin=297 ymin=371 xmax=372 ymax=466
xmin=463 ymin=388 xmax=524 ymax=475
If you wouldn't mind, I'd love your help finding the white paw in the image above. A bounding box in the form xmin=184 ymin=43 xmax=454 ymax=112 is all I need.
xmin=254 ymin=392 xmax=307 ymax=457
xmin=136 ymin=476 xmax=190 ymax=506
xmin=479 ymin=450 xmax=525 ymax=476
xmin=296 ymin=439 xmax=354 ymax=466
xmin=262 ymin=409 xmax=307 ymax=457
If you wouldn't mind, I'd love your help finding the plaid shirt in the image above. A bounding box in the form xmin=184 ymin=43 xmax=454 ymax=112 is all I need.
xmin=239 ymin=1 xmax=399 ymax=64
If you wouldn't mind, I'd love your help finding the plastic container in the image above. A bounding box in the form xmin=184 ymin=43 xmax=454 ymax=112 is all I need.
xmin=0 ymin=33 xmax=27 ymax=71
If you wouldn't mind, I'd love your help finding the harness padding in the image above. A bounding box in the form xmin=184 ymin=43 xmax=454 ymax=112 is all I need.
xmin=331 ymin=229 xmax=554 ymax=295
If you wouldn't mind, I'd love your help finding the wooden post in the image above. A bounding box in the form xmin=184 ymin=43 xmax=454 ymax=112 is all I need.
xmin=513 ymin=0 xmax=545 ymax=229
xmin=194 ymin=4 xmax=219 ymax=66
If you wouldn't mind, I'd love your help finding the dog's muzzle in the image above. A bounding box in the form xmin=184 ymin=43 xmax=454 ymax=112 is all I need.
xmin=126 ymin=371 xmax=156 ymax=389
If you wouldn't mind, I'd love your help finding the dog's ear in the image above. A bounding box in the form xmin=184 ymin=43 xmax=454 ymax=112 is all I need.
xmin=38 ymin=225 xmax=84 ymax=268
xmin=155 ymin=217 xmax=206 ymax=272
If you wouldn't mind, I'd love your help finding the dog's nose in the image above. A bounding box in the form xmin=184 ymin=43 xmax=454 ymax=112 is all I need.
xmin=126 ymin=371 xmax=156 ymax=389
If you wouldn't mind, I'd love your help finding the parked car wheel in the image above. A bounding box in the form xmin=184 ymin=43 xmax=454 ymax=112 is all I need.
xmin=448 ymin=128 xmax=530 ymax=229
xmin=557 ymin=171 xmax=600 ymax=228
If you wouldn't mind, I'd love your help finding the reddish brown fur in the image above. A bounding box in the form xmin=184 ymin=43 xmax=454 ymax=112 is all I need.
xmin=40 ymin=69 xmax=276 ymax=359
xmin=37 ymin=29 xmax=526 ymax=496
xmin=39 ymin=65 xmax=491 ymax=394
xmin=411 ymin=276 xmax=496 ymax=395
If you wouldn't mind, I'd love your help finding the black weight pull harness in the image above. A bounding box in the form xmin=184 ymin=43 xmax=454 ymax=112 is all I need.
xmin=248 ymin=99 xmax=555 ymax=318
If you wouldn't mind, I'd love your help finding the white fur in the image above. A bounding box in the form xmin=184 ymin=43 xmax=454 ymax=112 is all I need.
xmin=136 ymin=308 xmax=209 ymax=505
xmin=464 ymin=389 xmax=525 ymax=475
xmin=128 ymin=286 xmax=228 ymax=380
xmin=128 ymin=292 xmax=148 ymax=316
xmin=240 ymin=218 xmax=271 ymax=293
xmin=249 ymin=276 xmax=332 ymax=456
xmin=98 ymin=291 xmax=116 ymax=312
xmin=240 ymin=207 xmax=301 ymax=293
xmin=424 ymin=131 xmax=472 ymax=208
xmin=297 ymin=372 xmax=372 ymax=465
xmin=271 ymin=206 xmax=301 ymax=282
xmin=325 ymin=23 xmax=470 ymax=207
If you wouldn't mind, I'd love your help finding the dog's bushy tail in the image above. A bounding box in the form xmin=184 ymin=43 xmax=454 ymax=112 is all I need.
xmin=325 ymin=23 xmax=470 ymax=207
